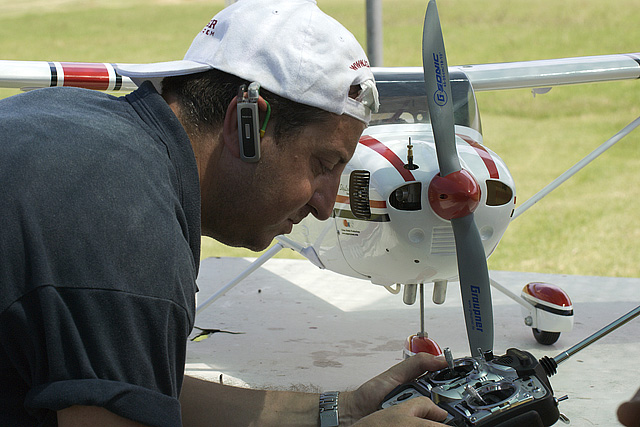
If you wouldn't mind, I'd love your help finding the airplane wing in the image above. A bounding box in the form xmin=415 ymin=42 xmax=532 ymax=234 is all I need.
xmin=1 ymin=54 xmax=639 ymax=93
xmin=373 ymin=53 xmax=640 ymax=91
xmin=0 ymin=61 xmax=137 ymax=92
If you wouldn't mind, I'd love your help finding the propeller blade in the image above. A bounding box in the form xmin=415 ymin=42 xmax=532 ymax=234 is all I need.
xmin=422 ymin=0 xmax=493 ymax=356
xmin=451 ymin=215 xmax=493 ymax=356
xmin=422 ymin=0 xmax=459 ymax=177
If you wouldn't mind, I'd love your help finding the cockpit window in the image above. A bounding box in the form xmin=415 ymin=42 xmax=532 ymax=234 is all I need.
xmin=370 ymin=70 xmax=482 ymax=134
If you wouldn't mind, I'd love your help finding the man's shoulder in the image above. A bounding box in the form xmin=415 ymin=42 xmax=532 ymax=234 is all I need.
xmin=0 ymin=86 xmax=120 ymax=112
xmin=0 ymin=87 xmax=136 ymax=144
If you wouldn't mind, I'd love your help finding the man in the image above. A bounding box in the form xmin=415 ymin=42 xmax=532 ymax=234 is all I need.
xmin=0 ymin=0 xmax=449 ymax=425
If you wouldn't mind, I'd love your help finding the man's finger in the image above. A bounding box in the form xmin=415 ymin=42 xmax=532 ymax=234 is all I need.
xmin=399 ymin=396 xmax=449 ymax=423
xmin=385 ymin=353 xmax=448 ymax=385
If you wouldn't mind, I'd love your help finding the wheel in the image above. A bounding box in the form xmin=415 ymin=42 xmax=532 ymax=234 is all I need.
xmin=532 ymin=328 xmax=561 ymax=345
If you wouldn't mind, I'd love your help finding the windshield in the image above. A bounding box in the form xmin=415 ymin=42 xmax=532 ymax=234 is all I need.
xmin=370 ymin=69 xmax=482 ymax=134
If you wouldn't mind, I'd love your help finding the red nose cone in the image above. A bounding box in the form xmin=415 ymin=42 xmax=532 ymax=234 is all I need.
xmin=428 ymin=169 xmax=481 ymax=220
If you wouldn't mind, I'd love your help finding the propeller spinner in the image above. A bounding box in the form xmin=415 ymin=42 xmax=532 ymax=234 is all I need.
xmin=422 ymin=0 xmax=494 ymax=356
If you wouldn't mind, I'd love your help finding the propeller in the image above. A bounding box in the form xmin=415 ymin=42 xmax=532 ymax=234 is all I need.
xmin=422 ymin=0 xmax=493 ymax=357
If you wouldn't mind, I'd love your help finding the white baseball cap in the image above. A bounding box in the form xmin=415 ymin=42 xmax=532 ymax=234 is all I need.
xmin=116 ymin=0 xmax=379 ymax=124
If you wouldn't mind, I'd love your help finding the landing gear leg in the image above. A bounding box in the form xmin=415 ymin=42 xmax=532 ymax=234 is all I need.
xmin=404 ymin=284 xmax=443 ymax=358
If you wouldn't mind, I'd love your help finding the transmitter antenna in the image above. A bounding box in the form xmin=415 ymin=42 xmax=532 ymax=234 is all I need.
xmin=540 ymin=305 xmax=640 ymax=376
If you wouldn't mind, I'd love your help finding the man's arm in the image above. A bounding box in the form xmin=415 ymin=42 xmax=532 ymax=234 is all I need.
xmin=58 ymin=406 xmax=147 ymax=426
xmin=180 ymin=353 xmax=450 ymax=426
xmin=180 ymin=376 xmax=319 ymax=426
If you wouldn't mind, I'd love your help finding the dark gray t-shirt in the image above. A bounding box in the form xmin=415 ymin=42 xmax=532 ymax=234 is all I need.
xmin=0 ymin=82 xmax=201 ymax=426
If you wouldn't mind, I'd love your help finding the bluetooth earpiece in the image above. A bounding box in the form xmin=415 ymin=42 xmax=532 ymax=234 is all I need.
xmin=237 ymin=82 xmax=270 ymax=163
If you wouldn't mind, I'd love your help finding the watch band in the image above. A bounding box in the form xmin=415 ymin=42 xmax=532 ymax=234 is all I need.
xmin=319 ymin=391 xmax=339 ymax=427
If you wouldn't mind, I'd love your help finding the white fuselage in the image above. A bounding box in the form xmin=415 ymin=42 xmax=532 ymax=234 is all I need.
xmin=287 ymin=123 xmax=515 ymax=287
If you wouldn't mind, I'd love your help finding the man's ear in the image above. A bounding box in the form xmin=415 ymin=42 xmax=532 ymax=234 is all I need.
xmin=223 ymin=96 xmax=241 ymax=158
xmin=222 ymin=95 xmax=270 ymax=160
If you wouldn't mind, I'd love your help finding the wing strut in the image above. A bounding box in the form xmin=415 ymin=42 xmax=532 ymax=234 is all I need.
xmin=513 ymin=115 xmax=640 ymax=219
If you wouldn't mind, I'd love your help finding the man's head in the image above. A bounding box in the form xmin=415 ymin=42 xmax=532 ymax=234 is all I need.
xmin=117 ymin=0 xmax=379 ymax=124
xmin=161 ymin=68 xmax=365 ymax=251
xmin=116 ymin=0 xmax=378 ymax=251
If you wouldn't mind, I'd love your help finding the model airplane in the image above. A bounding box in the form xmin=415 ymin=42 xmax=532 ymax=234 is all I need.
xmin=1 ymin=0 xmax=639 ymax=359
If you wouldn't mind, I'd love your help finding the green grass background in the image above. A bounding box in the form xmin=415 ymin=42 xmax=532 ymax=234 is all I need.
xmin=1 ymin=0 xmax=639 ymax=277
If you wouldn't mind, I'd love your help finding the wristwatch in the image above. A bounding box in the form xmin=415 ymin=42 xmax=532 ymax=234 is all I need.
xmin=319 ymin=391 xmax=339 ymax=427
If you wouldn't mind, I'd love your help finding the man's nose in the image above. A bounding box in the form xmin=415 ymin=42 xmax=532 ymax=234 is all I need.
xmin=309 ymin=176 xmax=340 ymax=221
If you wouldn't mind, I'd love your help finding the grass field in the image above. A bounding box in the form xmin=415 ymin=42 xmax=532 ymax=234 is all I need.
xmin=1 ymin=0 xmax=639 ymax=277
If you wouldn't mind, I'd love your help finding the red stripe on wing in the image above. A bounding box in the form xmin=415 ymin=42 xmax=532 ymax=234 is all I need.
xmin=60 ymin=62 xmax=110 ymax=90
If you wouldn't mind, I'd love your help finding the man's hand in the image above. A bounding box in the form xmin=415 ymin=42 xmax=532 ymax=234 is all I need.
xmin=340 ymin=353 xmax=449 ymax=425
xmin=352 ymin=397 xmax=448 ymax=426
xmin=618 ymin=387 xmax=640 ymax=427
